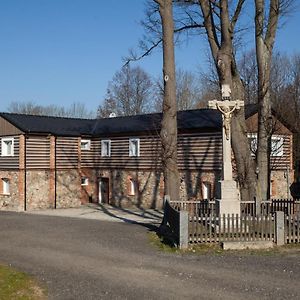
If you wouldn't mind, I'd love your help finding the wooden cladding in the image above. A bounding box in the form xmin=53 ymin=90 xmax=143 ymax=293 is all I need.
xmin=80 ymin=132 xmax=223 ymax=170
xmin=0 ymin=131 xmax=293 ymax=171
xmin=0 ymin=117 xmax=22 ymax=136
xmin=26 ymin=136 xmax=50 ymax=169
xmin=56 ymin=137 xmax=78 ymax=169
xmin=0 ymin=136 xmax=20 ymax=169
xmin=178 ymin=133 xmax=222 ymax=170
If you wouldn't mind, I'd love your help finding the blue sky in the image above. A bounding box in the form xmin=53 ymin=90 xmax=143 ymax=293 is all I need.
xmin=0 ymin=0 xmax=299 ymax=114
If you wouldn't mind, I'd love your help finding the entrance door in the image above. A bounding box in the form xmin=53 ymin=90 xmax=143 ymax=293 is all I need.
xmin=99 ymin=177 xmax=109 ymax=204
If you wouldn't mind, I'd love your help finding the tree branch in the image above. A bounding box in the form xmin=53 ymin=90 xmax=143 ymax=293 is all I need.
xmin=230 ymin=0 xmax=245 ymax=32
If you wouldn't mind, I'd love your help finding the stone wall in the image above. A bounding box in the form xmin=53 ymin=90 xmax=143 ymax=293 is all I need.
xmin=56 ymin=169 xmax=81 ymax=208
xmin=92 ymin=169 xmax=220 ymax=209
xmin=26 ymin=170 xmax=52 ymax=210
xmin=80 ymin=168 xmax=98 ymax=204
xmin=0 ymin=170 xmax=20 ymax=210
xmin=271 ymin=170 xmax=294 ymax=199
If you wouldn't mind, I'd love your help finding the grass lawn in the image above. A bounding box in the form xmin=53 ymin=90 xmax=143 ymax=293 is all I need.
xmin=0 ymin=264 xmax=46 ymax=299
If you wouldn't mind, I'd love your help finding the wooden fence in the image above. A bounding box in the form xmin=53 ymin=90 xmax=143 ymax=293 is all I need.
xmin=189 ymin=214 xmax=274 ymax=243
xmin=241 ymin=199 xmax=300 ymax=216
xmin=170 ymin=199 xmax=300 ymax=217
xmin=285 ymin=214 xmax=300 ymax=243
xmin=162 ymin=198 xmax=300 ymax=247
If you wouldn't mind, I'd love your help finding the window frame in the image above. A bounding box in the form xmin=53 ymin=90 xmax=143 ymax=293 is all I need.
xmin=247 ymin=134 xmax=284 ymax=157
xmin=101 ymin=139 xmax=111 ymax=157
xmin=129 ymin=138 xmax=140 ymax=157
xmin=128 ymin=178 xmax=137 ymax=196
xmin=1 ymin=137 xmax=14 ymax=157
xmin=80 ymin=139 xmax=91 ymax=151
xmin=81 ymin=177 xmax=89 ymax=186
xmin=271 ymin=136 xmax=284 ymax=157
xmin=2 ymin=178 xmax=10 ymax=195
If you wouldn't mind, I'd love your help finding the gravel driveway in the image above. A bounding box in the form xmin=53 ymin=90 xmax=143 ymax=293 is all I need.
xmin=0 ymin=211 xmax=299 ymax=299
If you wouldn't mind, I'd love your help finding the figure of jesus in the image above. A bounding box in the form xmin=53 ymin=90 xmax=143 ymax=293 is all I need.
xmin=216 ymin=103 xmax=237 ymax=140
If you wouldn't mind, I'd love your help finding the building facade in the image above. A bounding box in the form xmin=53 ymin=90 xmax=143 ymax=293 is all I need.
xmin=0 ymin=107 xmax=294 ymax=211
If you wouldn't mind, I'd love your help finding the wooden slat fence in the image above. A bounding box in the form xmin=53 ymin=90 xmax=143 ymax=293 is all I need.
xmin=170 ymin=200 xmax=216 ymax=217
xmin=189 ymin=214 xmax=274 ymax=243
xmin=163 ymin=199 xmax=300 ymax=246
xmin=241 ymin=199 xmax=300 ymax=216
xmin=285 ymin=214 xmax=300 ymax=243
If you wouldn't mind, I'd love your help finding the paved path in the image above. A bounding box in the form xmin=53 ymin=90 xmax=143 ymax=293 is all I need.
xmin=24 ymin=204 xmax=163 ymax=224
xmin=0 ymin=211 xmax=299 ymax=299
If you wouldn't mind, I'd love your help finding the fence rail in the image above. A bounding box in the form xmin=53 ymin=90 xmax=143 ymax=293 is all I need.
xmin=170 ymin=199 xmax=300 ymax=217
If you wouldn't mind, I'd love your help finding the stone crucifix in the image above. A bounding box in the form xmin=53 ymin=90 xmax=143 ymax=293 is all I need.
xmin=208 ymin=87 xmax=244 ymax=181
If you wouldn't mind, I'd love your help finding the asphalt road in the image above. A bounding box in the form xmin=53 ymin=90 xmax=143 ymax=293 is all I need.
xmin=0 ymin=211 xmax=299 ymax=300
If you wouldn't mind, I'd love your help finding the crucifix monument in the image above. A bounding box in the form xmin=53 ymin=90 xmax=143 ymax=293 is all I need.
xmin=208 ymin=84 xmax=244 ymax=215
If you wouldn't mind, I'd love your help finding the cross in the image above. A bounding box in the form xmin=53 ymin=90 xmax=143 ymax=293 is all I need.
xmin=208 ymin=86 xmax=244 ymax=181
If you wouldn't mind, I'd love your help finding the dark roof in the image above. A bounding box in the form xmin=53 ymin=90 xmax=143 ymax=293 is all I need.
xmin=2 ymin=104 xmax=279 ymax=137
xmin=0 ymin=109 xmax=222 ymax=137
xmin=0 ymin=113 xmax=95 ymax=136
xmin=92 ymin=109 xmax=222 ymax=135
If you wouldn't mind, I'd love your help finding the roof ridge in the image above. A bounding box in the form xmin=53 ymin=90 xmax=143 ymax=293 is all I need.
xmin=0 ymin=112 xmax=94 ymax=121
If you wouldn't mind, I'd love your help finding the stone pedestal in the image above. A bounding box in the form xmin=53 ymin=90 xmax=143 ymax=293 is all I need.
xmin=216 ymin=180 xmax=240 ymax=216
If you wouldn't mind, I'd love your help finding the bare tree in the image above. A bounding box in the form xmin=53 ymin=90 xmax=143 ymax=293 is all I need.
xmin=7 ymin=101 xmax=94 ymax=118
xmin=154 ymin=68 xmax=204 ymax=111
xmin=97 ymin=65 xmax=154 ymax=117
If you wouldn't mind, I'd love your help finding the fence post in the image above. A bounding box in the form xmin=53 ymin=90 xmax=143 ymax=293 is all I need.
xmin=275 ymin=211 xmax=285 ymax=246
xmin=179 ymin=210 xmax=189 ymax=249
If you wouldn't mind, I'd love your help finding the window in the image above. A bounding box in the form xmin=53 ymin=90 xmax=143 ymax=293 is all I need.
xmin=2 ymin=178 xmax=10 ymax=195
xmin=128 ymin=178 xmax=137 ymax=196
xmin=1 ymin=137 xmax=14 ymax=156
xmin=129 ymin=138 xmax=140 ymax=157
xmin=271 ymin=136 xmax=284 ymax=157
xmin=81 ymin=139 xmax=91 ymax=150
xmin=202 ymin=182 xmax=211 ymax=200
xmin=101 ymin=140 xmax=111 ymax=157
xmin=81 ymin=177 xmax=88 ymax=186
xmin=247 ymin=134 xmax=257 ymax=156
xmin=247 ymin=134 xmax=284 ymax=157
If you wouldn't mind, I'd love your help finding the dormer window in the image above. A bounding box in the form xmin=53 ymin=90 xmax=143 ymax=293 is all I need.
xmin=81 ymin=139 xmax=91 ymax=150
xmin=129 ymin=138 xmax=140 ymax=157
xmin=1 ymin=137 xmax=14 ymax=157
xmin=101 ymin=140 xmax=111 ymax=157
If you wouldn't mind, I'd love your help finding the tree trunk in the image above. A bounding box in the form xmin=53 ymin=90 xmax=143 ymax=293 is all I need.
xmin=255 ymin=0 xmax=280 ymax=210
xmin=231 ymin=76 xmax=258 ymax=202
xmin=157 ymin=0 xmax=180 ymax=201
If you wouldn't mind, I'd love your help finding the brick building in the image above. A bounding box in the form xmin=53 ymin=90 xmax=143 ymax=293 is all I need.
xmin=0 ymin=106 xmax=294 ymax=211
